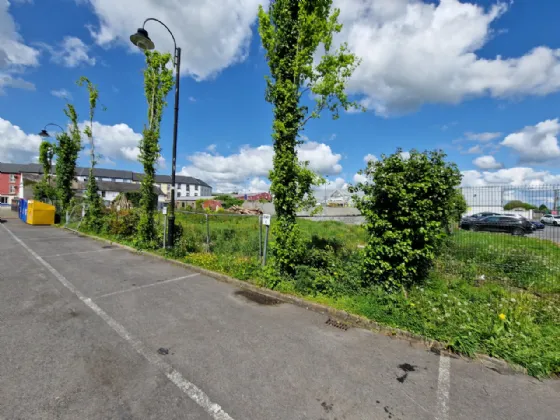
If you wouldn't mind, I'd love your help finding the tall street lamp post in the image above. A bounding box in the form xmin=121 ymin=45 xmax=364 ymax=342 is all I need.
xmin=130 ymin=18 xmax=181 ymax=247
xmin=38 ymin=123 xmax=65 ymax=182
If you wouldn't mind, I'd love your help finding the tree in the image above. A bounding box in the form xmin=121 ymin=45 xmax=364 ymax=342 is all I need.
xmin=33 ymin=140 xmax=56 ymax=202
xmin=136 ymin=51 xmax=174 ymax=247
xmin=539 ymin=204 xmax=550 ymax=213
xmin=504 ymin=200 xmax=537 ymax=211
xmin=78 ymin=76 xmax=104 ymax=231
xmin=258 ymin=0 xmax=361 ymax=274
xmin=55 ymin=104 xmax=82 ymax=211
xmin=449 ymin=189 xmax=467 ymax=224
xmin=350 ymin=149 xmax=462 ymax=291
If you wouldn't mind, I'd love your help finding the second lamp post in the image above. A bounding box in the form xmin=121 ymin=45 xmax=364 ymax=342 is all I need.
xmin=130 ymin=18 xmax=181 ymax=247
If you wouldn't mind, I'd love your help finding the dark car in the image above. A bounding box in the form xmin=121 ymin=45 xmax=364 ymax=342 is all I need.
xmin=530 ymin=220 xmax=545 ymax=230
xmin=471 ymin=215 xmax=533 ymax=236
xmin=460 ymin=212 xmax=501 ymax=230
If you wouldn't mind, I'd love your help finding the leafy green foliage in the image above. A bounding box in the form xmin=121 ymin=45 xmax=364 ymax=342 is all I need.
xmin=33 ymin=140 xmax=56 ymax=202
xmin=449 ymin=189 xmax=468 ymax=223
xmin=539 ymin=204 xmax=550 ymax=213
xmin=55 ymin=104 xmax=82 ymax=211
xmin=504 ymin=200 xmax=537 ymax=211
xmin=258 ymin=0 xmax=361 ymax=274
xmin=78 ymin=76 xmax=104 ymax=232
xmin=351 ymin=149 xmax=463 ymax=291
xmin=214 ymin=194 xmax=243 ymax=209
xmin=136 ymin=50 xmax=174 ymax=247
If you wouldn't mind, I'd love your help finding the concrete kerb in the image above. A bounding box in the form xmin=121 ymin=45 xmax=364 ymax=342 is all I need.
xmin=63 ymin=226 xmax=528 ymax=376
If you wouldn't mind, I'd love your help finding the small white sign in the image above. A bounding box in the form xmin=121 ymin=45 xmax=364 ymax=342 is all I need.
xmin=116 ymin=205 xmax=121 ymax=212
xmin=262 ymin=214 xmax=271 ymax=226
xmin=81 ymin=206 xmax=85 ymax=218
xmin=162 ymin=207 xmax=168 ymax=215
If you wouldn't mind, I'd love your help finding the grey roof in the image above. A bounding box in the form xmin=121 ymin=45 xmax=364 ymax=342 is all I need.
xmin=0 ymin=163 xmax=44 ymax=174
xmin=1 ymin=161 xmax=211 ymax=188
xmin=75 ymin=167 xmax=135 ymax=180
xmin=134 ymin=172 xmax=211 ymax=188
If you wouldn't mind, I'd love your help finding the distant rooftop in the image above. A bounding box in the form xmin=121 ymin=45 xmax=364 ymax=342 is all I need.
xmin=0 ymin=162 xmax=210 ymax=188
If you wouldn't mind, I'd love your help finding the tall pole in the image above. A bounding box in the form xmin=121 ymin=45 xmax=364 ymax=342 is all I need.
xmin=167 ymin=46 xmax=181 ymax=247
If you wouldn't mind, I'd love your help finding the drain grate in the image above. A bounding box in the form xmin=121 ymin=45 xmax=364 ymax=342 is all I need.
xmin=326 ymin=317 xmax=349 ymax=331
xmin=102 ymin=245 xmax=114 ymax=249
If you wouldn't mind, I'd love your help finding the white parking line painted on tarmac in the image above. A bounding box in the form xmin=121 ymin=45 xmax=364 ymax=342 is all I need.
xmin=95 ymin=273 xmax=200 ymax=299
xmin=40 ymin=248 xmax=114 ymax=258
xmin=2 ymin=224 xmax=235 ymax=420
xmin=435 ymin=354 xmax=451 ymax=420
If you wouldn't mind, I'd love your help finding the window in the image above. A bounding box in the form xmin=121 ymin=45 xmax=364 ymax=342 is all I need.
xmin=177 ymin=191 xmax=181 ymax=198
xmin=9 ymin=174 xmax=16 ymax=182
xmin=9 ymin=185 xmax=16 ymax=194
xmin=194 ymin=192 xmax=199 ymax=197
xmin=186 ymin=192 xmax=190 ymax=197
xmin=0 ymin=197 xmax=7 ymax=204
xmin=101 ymin=191 xmax=106 ymax=198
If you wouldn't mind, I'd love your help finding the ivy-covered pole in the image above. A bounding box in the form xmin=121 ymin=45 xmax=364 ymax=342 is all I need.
xmin=130 ymin=19 xmax=182 ymax=246
xmin=258 ymin=0 xmax=362 ymax=274
xmin=55 ymin=104 xmax=82 ymax=211
xmin=77 ymin=76 xmax=104 ymax=231
xmin=135 ymin=50 xmax=174 ymax=247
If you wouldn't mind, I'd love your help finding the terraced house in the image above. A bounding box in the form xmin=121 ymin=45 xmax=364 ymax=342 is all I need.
xmin=0 ymin=162 xmax=212 ymax=205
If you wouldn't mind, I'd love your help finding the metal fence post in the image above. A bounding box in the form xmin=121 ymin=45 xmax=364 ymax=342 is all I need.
xmin=205 ymin=213 xmax=210 ymax=250
xmin=262 ymin=214 xmax=271 ymax=267
xmin=262 ymin=224 xmax=270 ymax=266
xmin=259 ymin=215 xmax=263 ymax=259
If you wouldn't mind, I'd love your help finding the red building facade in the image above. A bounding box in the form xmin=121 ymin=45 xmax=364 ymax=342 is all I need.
xmin=0 ymin=172 xmax=21 ymax=205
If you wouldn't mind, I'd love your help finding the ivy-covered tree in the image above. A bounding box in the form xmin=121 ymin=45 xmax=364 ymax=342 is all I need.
xmin=78 ymin=76 xmax=104 ymax=231
xmin=55 ymin=104 xmax=82 ymax=211
xmin=258 ymin=0 xmax=361 ymax=274
xmin=33 ymin=140 xmax=56 ymax=202
xmin=136 ymin=51 xmax=174 ymax=247
xmin=351 ymin=149 xmax=462 ymax=291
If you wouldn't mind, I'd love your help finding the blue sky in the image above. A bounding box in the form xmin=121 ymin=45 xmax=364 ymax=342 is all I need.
xmin=1 ymin=0 xmax=560 ymax=193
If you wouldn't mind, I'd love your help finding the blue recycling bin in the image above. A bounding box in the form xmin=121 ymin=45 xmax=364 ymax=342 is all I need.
xmin=18 ymin=199 xmax=28 ymax=222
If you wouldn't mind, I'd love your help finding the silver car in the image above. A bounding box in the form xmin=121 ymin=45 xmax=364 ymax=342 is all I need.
xmin=540 ymin=214 xmax=560 ymax=226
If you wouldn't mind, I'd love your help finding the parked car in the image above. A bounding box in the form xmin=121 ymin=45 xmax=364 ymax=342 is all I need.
xmin=460 ymin=212 xmax=501 ymax=230
xmin=470 ymin=215 xmax=534 ymax=236
xmin=530 ymin=220 xmax=545 ymax=230
xmin=540 ymin=214 xmax=560 ymax=226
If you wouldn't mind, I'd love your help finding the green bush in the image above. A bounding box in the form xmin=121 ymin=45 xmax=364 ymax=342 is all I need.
xmin=351 ymin=149 xmax=462 ymax=291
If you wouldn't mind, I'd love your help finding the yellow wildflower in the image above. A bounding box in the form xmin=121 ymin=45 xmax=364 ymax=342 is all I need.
xmin=498 ymin=313 xmax=506 ymax=321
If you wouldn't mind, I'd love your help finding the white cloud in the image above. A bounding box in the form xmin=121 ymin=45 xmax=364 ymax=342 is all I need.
xmin=466 ymin=145 xmax=483 ymax=154
xmin=0 ymin=74 xmax=35 ymax=94
xmin=501 ymin=119 xmax=560 ymax=164
xmin=461 ymin=167 xmax=560 ymax=187
xmin=473 ymin=155 xmax=503 ymax=170
xmin=363 ymin=153 xmax=377 ymax=163
xmin=78 ymin=121 xmax=142 ymax=162
xmin=0 ymin=1 xmax=39 ymax=93
xmin=353 ymin=173 xmax=368 ymax=184
xmin=82 ymin=0 xmax=265 ymax=80
xmin=0 ymin=117 xmax=42 ymax=162
xmin=333 ymin=0 xmax=560 ymax=115
xmin=41 ymin=36 xmax=96 ymax=68
xmin=51 ymin=88 xmax=72 ymax=100
xmin=179 ymin=141 xmax=343 ymax=192
xmin=206 ymin=144 xmax=217 ymax=153
xmin=465 ymin=131 xmax=502 ymax=142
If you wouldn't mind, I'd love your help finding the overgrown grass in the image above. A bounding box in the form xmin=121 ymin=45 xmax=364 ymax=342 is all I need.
xmin=66 ymin=210 xmax=560 ymax=376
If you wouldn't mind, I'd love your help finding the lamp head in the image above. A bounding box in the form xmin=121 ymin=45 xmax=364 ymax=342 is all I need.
xmin=130 ymin=28 xmax=155 ymax=50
